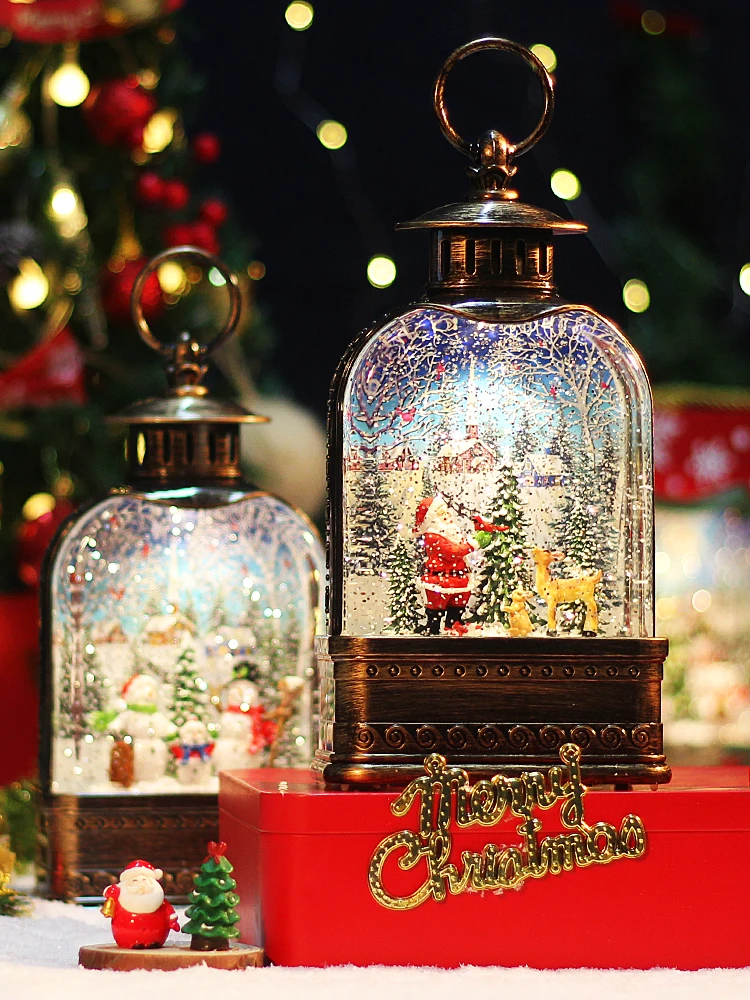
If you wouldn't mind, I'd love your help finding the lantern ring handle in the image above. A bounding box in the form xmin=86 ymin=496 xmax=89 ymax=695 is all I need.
xmin=434 ymin=37 xmax=554 ymax=159
xmin=130 ymin=246 xmax=242 ymax=357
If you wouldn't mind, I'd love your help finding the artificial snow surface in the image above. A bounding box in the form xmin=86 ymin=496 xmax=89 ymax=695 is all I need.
xmin=1 ymin=901 xmax=748 ymax=1000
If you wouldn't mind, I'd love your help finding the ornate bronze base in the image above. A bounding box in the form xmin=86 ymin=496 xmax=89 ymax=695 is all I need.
xmin=312 ymin=636 xmax=670 ymax=786
xmin=38 ymin=793 xmax=219 ymax=903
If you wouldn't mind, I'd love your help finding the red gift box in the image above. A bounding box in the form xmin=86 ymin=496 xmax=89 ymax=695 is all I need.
xmin=220 ymin=766 xmax=750 ymax=969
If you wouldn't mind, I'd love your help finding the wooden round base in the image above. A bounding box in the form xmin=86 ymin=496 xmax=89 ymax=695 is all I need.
xmin=78 ymin=943 xmax=264 ymax=971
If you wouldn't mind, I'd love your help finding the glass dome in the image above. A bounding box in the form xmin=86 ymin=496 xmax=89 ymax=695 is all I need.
xmin=339 ymin=304 xmax=653 ymax=641
xmin=47 ymin=489 xmax=323 ymax=796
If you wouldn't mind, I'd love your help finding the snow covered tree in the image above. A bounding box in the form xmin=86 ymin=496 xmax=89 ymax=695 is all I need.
xmin=471 ymin=464 xmax=529 ymax=628
xmin=348 ymin=460 xmax=394 ymax=575
xmin=168 ymin=644 xmax=210 ymax=729
xmin=385 ymin=536 xmax=426 ymax=634
xmin=513 ymin=412 xmax=537 ymax=465
xmin=552 ymin=453 xmax=618 ymax=631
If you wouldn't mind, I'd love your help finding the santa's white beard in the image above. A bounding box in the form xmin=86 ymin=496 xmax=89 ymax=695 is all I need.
xmin=118 ymin=881 xmax=164 ymax=914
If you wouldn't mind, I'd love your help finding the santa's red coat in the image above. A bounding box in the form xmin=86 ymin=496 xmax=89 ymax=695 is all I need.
xmin=420 ymin=532 xmax=474 ymax=610
xmin=103 ymin=883 xmax=180 ymax=948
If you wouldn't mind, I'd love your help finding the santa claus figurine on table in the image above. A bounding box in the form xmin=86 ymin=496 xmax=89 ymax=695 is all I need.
xmin=102 ymin=860 xmax=180 ymax=949
xmin=414 ymin=493 xmax=507 ymax=636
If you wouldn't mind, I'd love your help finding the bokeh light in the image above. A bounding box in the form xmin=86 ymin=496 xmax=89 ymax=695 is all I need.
xmin=367 ymin=255 xmax=397 ymax=288
xmin=285 ymin=2 xmax=314 ymax=30
xmin=530 ymin=43 xmax=557 ymax=73
xmin=9 ymin=258 xmax=49 ymax=310
xmin=317 ymin=119 xmax=347 ymax=150
xmin=48 ymin=60 xmax=90 ymax=107
xmin=622 ymin=278 xmax=650 ymax=313
xmin=550 ymin=168 xmax=581 ymax=201
xmin=641 ymin=10 xmax=666 ymax=35
xmin=739 ymin=263 xmax=750 ymax=295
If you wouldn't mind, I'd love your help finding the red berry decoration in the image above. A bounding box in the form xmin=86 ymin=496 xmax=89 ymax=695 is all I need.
xmin=192 ymin=132 xmax=221 ymax=165
xmin=101 ymin=259 xmax=163 ymax=325
xmin=188 ymin=221 xmax=220 ymax=255
xmin=162 ymin=179 xmax=190 ymax=211
xmin=84 ymin=78 xmax=156 ymax=147
xmin=164 ymin=223 xmax=195 ymax=247
xmin=136 ymin=171 xmax=165 ymax=205
xmin=199 ymin=198 xmax=228 ymax=228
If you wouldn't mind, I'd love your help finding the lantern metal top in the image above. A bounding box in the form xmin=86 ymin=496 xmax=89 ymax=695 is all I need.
xmin=398 ymin=37 xmax=587 ymax=235
xmin=108 ymin=246 xmax=268 ymax=427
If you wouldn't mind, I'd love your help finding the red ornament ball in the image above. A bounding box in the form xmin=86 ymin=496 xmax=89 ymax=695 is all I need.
xmin=101 ymin=258 xmax=163 ymax=325
xmin=188 ymin=221 xmax=220 ymax=255
xmin=16 ymin=500 xmax=75 ymax=589
xmin=192 ymin=132 xmax=221 ymax=165
xmin=84 ymin=78 xmax=156 ymax=146
xmin=136 ymin=171 xmax=165 ymax=205
xmin=164 ymin=223 xmax=195 ymax=248
xmin=162 ymin=179 xmax=190 ymax=212
xmin=199 ymin=198 xmax=228 ymax=228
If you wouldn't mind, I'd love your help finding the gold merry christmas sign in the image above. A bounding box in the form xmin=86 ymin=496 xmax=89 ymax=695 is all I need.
xmin=368 ymin=744 xmax=646 ymax=910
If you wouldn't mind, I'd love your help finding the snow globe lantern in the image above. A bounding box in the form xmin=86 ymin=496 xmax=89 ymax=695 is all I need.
xmin=314 ymin=39 xmax=669 ymax=787
xmin=40 ymin=248 xmax=324 ymax=902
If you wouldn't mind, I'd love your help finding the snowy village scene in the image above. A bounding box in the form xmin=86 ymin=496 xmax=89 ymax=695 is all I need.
xmin=49 ymin=493 xmax=323 ymax=795
xmin=342 ymin=306 xmax=654 ymax=640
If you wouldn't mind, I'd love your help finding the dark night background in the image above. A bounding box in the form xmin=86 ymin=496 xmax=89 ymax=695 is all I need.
xmin=182 ymin=0 xmax=750 ymax=419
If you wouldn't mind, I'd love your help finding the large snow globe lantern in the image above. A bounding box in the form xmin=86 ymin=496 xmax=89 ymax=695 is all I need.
xmin=41 ymin=248 xmax=324 ymax=901
xmin=314 ymin=39 xmax=669 ymax=787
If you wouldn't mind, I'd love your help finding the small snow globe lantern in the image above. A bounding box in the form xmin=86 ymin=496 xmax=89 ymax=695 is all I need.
xmin=314 ymin=39 xmax=669 ymax=787
xmin=41 ymin=248 xmax=324 ymax=901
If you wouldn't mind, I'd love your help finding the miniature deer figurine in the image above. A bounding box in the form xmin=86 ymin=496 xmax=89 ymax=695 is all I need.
xmin=532 ymin=548 xmax=602 ymax=637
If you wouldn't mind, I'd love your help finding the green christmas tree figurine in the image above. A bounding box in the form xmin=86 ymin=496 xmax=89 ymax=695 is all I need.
xmin=183 ymin=841 xmax=240 ymax=951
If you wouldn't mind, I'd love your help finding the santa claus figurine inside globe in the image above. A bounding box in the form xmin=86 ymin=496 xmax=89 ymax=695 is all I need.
xmin=102 ymin=860 xmax=180 ymax=949
xmin=414 ymin=493 xmax=507 ymax=636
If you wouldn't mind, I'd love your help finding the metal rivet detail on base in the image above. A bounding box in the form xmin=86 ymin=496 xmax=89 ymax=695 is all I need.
xmin=585 ymin=666 xmax=596 ymax=677
xmin=410 ymin=665 xmax=422 ymax=676
xmin=476 ymin=665 xmax=488 ymax=676
xmin=454 ymin=665 xmax=466 ymax=676
xmin=366 ymin=665 xmax=377 ymax=677
xmin=629 ymin=665 xmax=640 ymax=677
xmin=498 ymin=665 xmax=509 ymax=676
xmin=432 ymin=664 xmax=444 ymax=676
xmin=541 ymin=665 xmax=552 ymax=677
xmin=388 ymin=665 xmax=400 ymax=676
xmin=519 ymin=665 xmax=531 ymax=677
xmin=563 ymin=666 xmax=574 ymax=677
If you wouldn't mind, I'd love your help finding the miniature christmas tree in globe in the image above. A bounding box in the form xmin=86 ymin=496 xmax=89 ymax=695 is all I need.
xmin=168 ymin=645 xmax=210 ymax=730
xmin=183 ymin=841 xmax=240 ymax=951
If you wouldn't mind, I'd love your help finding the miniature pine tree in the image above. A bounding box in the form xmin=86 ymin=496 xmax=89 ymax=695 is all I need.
xmin=552 ymin=454 xmax=618 ymax=631
xmin=386 ymin=536 xmax=427 ymax=634
xmin=513 ymin=413 xmax=537 ymax=465
xmin=348 ymin=460 xmax=394 ymax=575
xmin=183 ymin=841 xmax=240 ymax=951
xmin=471 ymin=464 xmax=529 ymax=628
xmin=168 ymin=644 xmax=210 ymax=729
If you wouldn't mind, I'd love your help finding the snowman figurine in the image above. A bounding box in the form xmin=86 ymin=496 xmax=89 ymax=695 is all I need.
xmin=109 ymin=674 xmax=177 ymax=785
xmin=212 ymin=679 xmax=272 ymax=773
xmin=170 ymin=717 xmax=214 ymax=785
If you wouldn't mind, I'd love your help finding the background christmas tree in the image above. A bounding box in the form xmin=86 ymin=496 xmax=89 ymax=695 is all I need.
xmin=471 ymin=464 xmax=529 ymax=628
xmin=182 ymin=840 xmax=240 ymax=951
xmin=385 ymin=535 xmax=426 ymax=634
xmin=0 ymin=2 xmax=274 ymax=593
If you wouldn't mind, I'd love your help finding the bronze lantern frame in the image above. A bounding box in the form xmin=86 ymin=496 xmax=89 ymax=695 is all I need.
xmin=312 ymin=39 xmax=670 ymax=789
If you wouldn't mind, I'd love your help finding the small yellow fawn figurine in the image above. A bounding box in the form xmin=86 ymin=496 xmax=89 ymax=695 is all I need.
xmin=501 ymin=588 xmax=535 ymax=637
xmin=532 ymin=548 xmax=602 ymax=637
